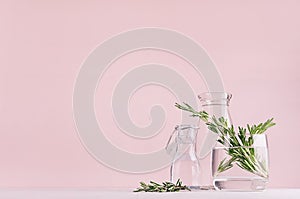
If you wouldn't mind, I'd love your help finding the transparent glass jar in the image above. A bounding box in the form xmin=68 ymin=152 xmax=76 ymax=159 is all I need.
xmin=197 ymin=92 xmax=233 ymax=187
xmin=166 ymin=125 xmax=201 ymax=189
xmin=212 ymin=134 xmax=269 ymax=191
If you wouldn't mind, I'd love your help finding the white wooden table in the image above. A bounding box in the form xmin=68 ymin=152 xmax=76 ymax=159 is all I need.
xmin=0 ymin=188 xmax=299 ymax=199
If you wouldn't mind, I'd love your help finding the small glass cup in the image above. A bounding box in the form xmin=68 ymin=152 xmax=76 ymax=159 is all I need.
xmin=211 ymin=134 xmax=269 ymax=191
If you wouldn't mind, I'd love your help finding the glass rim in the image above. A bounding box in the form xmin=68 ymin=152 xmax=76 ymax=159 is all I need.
xmin=198 ymin=92 xmax=232 ymax=99
xmin=213 ymin=145 xmax=267 ymax=150
xmin=175 ymin=124 xmax=199 ymax=130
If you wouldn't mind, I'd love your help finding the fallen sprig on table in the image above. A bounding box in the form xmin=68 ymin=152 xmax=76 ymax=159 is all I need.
xmin=134 ymin=179 xmax=191 ymax=192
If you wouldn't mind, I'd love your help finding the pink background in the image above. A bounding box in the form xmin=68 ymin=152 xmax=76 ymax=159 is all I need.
xmin=1 ymin=0 xmax=300 ymax=188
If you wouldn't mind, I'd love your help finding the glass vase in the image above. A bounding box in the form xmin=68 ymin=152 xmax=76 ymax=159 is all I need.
xmin=212 ymin=134 xmax=269 ymax=191
xmin=197 ymin=92 xmax=233 ymax=187
xmin=166 ymin=125 xmax=201 ymax=189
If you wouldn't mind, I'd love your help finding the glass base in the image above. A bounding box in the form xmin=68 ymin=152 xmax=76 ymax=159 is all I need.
xmin=213 ymin=177 xmax=267 ymax=192
xmin=188 ymin=186 xmax=201 ymax=190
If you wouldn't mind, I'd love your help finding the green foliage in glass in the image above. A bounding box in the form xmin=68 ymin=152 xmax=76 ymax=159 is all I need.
xmin=175 ymin=102 xmax=275 ymax=178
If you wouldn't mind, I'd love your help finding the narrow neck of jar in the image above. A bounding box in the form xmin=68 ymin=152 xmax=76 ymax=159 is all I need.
xmin=175 ymin=125 xmax=198 ymax=144
xmin=198 ymin=92 xmax=232 ymax=106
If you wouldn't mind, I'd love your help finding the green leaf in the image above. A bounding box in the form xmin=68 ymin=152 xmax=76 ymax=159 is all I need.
xmin=134 ymin=179 xmax=191 ymax=192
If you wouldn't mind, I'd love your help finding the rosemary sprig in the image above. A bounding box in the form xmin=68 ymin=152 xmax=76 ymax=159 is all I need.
xmin=134 ymin=179 xmax=191 ymax=192
xmin=175 ymin=102 xmax=276 ymax=178
xmin=175 ymin=102 xmax=209 ymax=122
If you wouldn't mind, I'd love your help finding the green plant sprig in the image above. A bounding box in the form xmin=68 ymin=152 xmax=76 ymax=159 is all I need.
xmin=134 ymin=179 xmax=191 ymax=192
xmin=175 ymin=102 xmax=276 ymax=178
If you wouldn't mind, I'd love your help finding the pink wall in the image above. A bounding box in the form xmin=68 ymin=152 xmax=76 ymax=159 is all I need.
xmin=1 ymin=0 xmax=300 ymax=188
